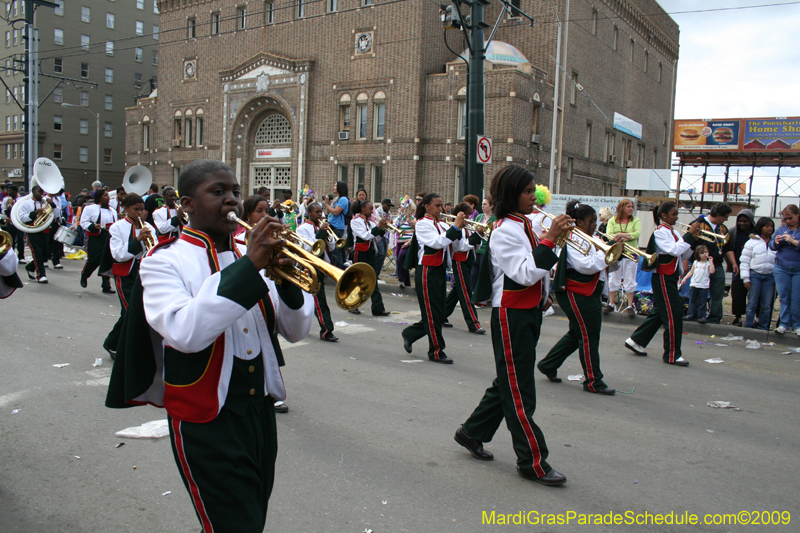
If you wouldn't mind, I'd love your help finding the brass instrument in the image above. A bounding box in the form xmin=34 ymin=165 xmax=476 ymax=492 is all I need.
xmin=275 ymin=201 xmax=296 ymax=214
xmin=596 ymin=231 xmax=657 ymax=267
xmin=171 ymin=202 xmax=188 ymax=224
xmin=675 ymin=221 xmax=730 ymax=245
xmin=11 ymin=158 xmax=64 ymax=233
xmin=533 ymin=207 xmax=624 ymax=265
xmin=138 ymin=217 xmax=157 ymax=253
xmin=288 ymin=231 xmax=326 ymax=257
xmin=323 ymin=223 xmax=346 ymax=249
xmin=0 ymin=229 xmax=12 ymax=260
xmin=370 ymin=215 xmax=406 ymax=237
xmin=441 ymin=213 xmax=492 ymax=240
xmin=227 ymin=212 xmax=376 ymax=309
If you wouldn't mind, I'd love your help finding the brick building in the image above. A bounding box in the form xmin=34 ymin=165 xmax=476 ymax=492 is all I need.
xmin=125 ymin=0 xmax=678 ymax=203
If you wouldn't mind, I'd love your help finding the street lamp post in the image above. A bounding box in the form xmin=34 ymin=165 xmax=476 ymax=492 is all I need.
xmin=61 ymin=103 xmax=99 ymax=184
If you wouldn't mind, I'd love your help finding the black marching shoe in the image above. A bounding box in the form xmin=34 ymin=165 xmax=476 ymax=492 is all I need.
xmin=517 ymin=467 xmax=567 ymax=486
xmin=273 ymin=401 xmax=288 ymax=413
xmin=537 ymin=364 xmax=562 ymax=383
xmin=442 ymin=321 xmax=453 ymax=328
xmin=624 ymin=338 xmax=647 ymax=356
xmin=402 ymin=333 xmax=413 ymax=354
xmin=27 ymin=271 xmax=36 ymax=280
xmin=471 ymin=327 xmax=486 ymax=334
xmin=103 ymin=344 xmax=117 ymax=361
xmin=79 ymin=277 xmax=88 ymax=288
xmin=373 ymin=311 xmax=391 ymax=317
xmin=665 ymin=357 xmax=690 ymax=367
xmin=454 ymin=427 xmax=494 ymax=461
xmin=320 ymin=332 xmax=338 ymax=342
xmin=585 ymin=386 xmax=615 ymax=395
xmin=102 ymin=288 xmax=116 ymax=294
xmin=429 ymin=355 xmax=453 ymax=364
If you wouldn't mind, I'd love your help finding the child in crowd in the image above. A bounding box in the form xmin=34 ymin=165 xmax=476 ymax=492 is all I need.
xmin=681 ymin=244 xmax=714 ymax=324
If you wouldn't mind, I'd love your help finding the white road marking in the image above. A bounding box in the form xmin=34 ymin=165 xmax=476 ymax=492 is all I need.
xmin=0 ymin=390 xmax=28 ymax=407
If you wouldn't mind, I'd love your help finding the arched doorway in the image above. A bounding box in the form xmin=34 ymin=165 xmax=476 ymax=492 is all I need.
xmin=249 ymin=112 xmax=293 ymax=199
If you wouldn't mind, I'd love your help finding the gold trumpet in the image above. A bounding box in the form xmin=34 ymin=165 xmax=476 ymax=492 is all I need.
xmin=675 ymin=221 xmax=730 ymax=245
xmin=322 ymin=220 xmax=346 ymax=249
xmin=533 ymin=207 xmax=624 ymax=265
xmin=370 ymin=215 xmax=406 ymax=237
xmin=138 ymin=217 xmax=157 ymax=252
xmin=441 ymin=213 xmax=492 ymax=240
xmin=0 ymin=229 xmax=12 ymax=260
xmin=288 ymin=232 xmax=326 ymax=257
xmin=596 ymin=231 xmax=657 ymax=267
xmin=171 ymin=201 xmax=188 ymax=224
xmin=227 ymin=212 xmax=376 ymax=309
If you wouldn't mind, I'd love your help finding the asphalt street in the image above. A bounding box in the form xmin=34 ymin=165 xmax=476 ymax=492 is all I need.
xmin=1 ymin=259 xmax=798 ymax=533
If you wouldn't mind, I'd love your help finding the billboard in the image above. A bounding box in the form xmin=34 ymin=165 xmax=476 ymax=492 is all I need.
xmin=703 ymin=182 xmax=747 ymax=195
xmin=673 ymin=117 xmax=800 ymax=152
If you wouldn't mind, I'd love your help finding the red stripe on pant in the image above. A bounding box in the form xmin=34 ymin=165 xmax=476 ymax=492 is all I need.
xmin=314 ymin=295 xmax=329 ymax=336
xmin=567 ymin=291 xmax=596 ymax=391
xmin=499 ymin=308 xmax=546 ymax=478
xmin=26 ymin=236 xmax=41 ymax=277
xmin=115 ymin=276 xmax=128 ymax=310
xmin=170 ymin=419 xmax=214 ymax=532
xmin=455 ymin=261 xmax=480 ymax=328
xmin=422 ymin=265 xmax=442 ymax=359
xmin=658 ymin=273 xmax=676 ymax=363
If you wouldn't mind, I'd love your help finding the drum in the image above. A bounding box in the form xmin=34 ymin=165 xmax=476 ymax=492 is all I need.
xmin=54 ymin=225 xmax=78 ymax=245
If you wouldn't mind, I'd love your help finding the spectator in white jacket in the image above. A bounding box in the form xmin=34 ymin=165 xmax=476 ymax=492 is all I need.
xmin=740 ymin=217 xmax=776 ymax=330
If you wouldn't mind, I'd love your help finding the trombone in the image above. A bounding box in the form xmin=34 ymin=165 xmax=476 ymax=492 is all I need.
xmin=596 ymin=231 xmax=657 ymax=267
xmin=441 ymin=214 xmax=492 ymax=240
xmin=675 ymin=221 xmax=730 ymax=245
xmin=533 ymin=207 xmax=624 ymax=265
xmin=138 ymin=217 xmax=157 ymax=253
xmin=227 ymin=212 xmax=376 ymax=310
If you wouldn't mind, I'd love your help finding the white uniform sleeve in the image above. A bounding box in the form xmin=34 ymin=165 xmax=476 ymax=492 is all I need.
xmin=269 ymin=279 xmax=314 ymax=343
xmin=451 ymin=232 xmax=473 ymax=253
xmin=415 ymin=218 xmax=457 ymax=249
xmin=655 ymin=227 xmax=692 ymax=258
xmin=351 ymin=217 xmax=376 ymax=242
xmin=566 ymin=245 xmax=607 ymax=274
xmin=296 ymin=223 xmax=315 ymax=253
xmin=109 ymin=221 xmax=135 ymax=262
xmin=79 ymin=205 xmax=96 ymax=231
xmin=17 ymin=199 xmax=35 ymax=224
xmin=153 ymin=207 xmax=179 ymax=234
xmin=490 ymin=226 xmax=550 ymax=287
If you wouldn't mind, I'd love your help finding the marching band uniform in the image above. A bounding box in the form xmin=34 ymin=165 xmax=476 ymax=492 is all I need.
xmin=627 ymin=224 xmax=695 ymax=364
xmin=0 ymin=248 xmax=22 ymax=298
xmin=80 ymin=203 xmax=117 ymax=291
xmin=444 ymin=227 xmax=483 ymax=332
xmin=459 ymin=213 xmax=561 ymax=480
xmin=402 ymin=214 xmax=461 ymax=363
xmin=106 ymin=227 xmax=313 ymax=532
xmin=17 ymin=195 xmax=51 ymax=281
xmin=350 ymin=213 xmax=388 ymax=315
xmin=48 ymin=194 xmax=65 ymax=268
xmin=538 ymin=242 xmax=616 ymax=393
xmin=103 ymin=216 xmax=155 ymax=355
xmin=153 ymin=204 xmax=185 ymax=242
xmin=297 ymin=218 xmax=337 ymax=340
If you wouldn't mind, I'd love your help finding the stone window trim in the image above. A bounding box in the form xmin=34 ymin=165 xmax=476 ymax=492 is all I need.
xmin=454 ymin=86 xmax=467 ymax=101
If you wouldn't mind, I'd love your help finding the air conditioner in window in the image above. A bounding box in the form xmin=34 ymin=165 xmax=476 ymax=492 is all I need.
xmin=608 ymin=154 xmax=617 ymax=163
xmin=171 ymin=139 xmax=181 ymax=147
xmin=531 ymin=134 xmax=540 ymax=144
xmin=625 ymin=159 xmax=633 ymax=168
xmin=338 ymin=131 xmax=349 ymax=141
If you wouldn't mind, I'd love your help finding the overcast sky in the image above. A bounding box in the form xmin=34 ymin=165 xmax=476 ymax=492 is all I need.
xmin=657 ymin=0 xmax=800 ymax=197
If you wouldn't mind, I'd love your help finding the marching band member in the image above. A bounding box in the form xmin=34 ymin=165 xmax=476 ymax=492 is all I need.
xmin=444 ymin=202 xmax=485 ymax=333
xmin=455 ymin=165 xmax=571 ymax=486
xmin=235 ymin=195 xmax=270 ymax=245
xmin=79 ymin=187 xmax=117 ymax=293
xmin=153 ymin=186 xmax=186 ymax=242
xmin=106 ymin=160 xmax=313 ymax=532
xmin=47 ymin=188 xmax=65 ymax=269
xmin=349 ymin=199 xmax=391 ymax=317
xmin=297 ymin=202 xmax=338 ymax=341
xmin=17 ymin=185 xmax=55 ymax=283
xmin=625 ymin=202 xmax=697 ymax=366
xmin=394 ymin=198 xmax=415 ymax=289
xmin=537 ymin=200 xmax=617 ymax=395
xmin=401 ymin=193 xmax=465 ymax=364
xmin=102 ymin=193 xmax=155 ymax=358
xmin=0 ymin=241 xmax=22 ymax=298
xmin=528 ymin=184 xmax=552 ymax=238
xmin=109 ymin=186 xmax=126 ymax=217
xmin=2 ymin=185 xmax=26 ymax=262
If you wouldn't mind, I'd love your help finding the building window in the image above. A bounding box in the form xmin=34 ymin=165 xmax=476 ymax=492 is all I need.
xmin=591 ymin=9 xmax=597 ymax=35
xmin=153 ymin=25 xmax=159 ymax=39
xmin=585 ymin=123 xmax=592 ymax=158
xmin=338 ymin=164 xmax=348 ymax=184
xmin=362 ymin=0 xmax=373 ymax=5
xmin=54 ymin=29 xmax=64 ymax=45
xmin=623 ymin=138 xmax=632 ymax=166
xmin=80 ymin=119 xmax=88 ymax=135
xmin=106 ymin=41 xmax=113 ymax=55
xmin=658 ymin=62 xmax=663 ymax=83
xmin=605 ymin=131 xmax=616 ymax=163
xmin=81 ymin=35 xmax=90 ymax=51
xmin=105 ymin=94 xmax=113 ymax=111
xmin=136 ymin=21 xmax=143 ymax=35
xmin=79 ymin=146 xmax=88 ymax=163
xmin=5 ymin=32 xmax=8 ymax=48
xmin=644 ymin=50 xmax=649 ymax=73
xmin=134 ymin=73 xmax=143 ymax=85
xmin=104 ymin=122 xmax=112 ymax=138
xmin=327 ymin=0 xmax=337 ymax=12
xmin=196 ymin=113 xmax=204 ymax=146
xmin=5 ymin=116 xmax=9 ymax=131
xmin=570 ymin=71 xmax=578 ymax=106
xmin=104 ymin=149 xmax=112 ymax=164
xmin=54 ymin=87 xmax=63 ymax=103
xmin=237 ymin=7 xmax=246 ymax=29
xmin=142 ymin=120 xmax=150 ymax=150
xmin=338 ymin=94 xmax=351 ymax=134
xmin=153 ymin=50 xmax=158 ymax=65
xmin=653 ymin=148 xmax=658 ymax=168
xmin=373 ymin=92 xmax=386 ymax=139
xmin=80 ymin=91 xmax=89 ymax=106
xmin=532 ymin=103 xmax=540 ymax=135
xmin=136 ymin=0 xmax=144 ymax=9
xmin=54 ymin=115 xmax=62 ymax=131
xmin=613 ymin=26 xmax=618 ymax=50
xmin=255 ymin=114 xmax=292 ymax=144
xmin=135 ymin=47 xmax=143 ymax=62
xmin=5 ymin=145 xmax=9 ymax=160
xmin=55 ymin=58 xmax=63 ymax=73
xmin=53 ymin=144 xmax=62 ymax=160
xmin=357 ymin=103 xmax=367 ymax=140
xmin=3 ymin=59 xmax=7 ymax=76
xmin=105 ymin=68 xmax=113 ymax=83
xmin=174 ymin=112 xmax=183 ymax=144
xmin=12 ymin=143 xmax=17 ymax=159
xmin=106 ymin=12 xmax=115 ymax=28
xmin=265 ymin=2 xmax=274 ymax=23
xmin=211 ymin=12 xmax=220 ymax=34
xmin=457 ymin=100 xmax=466 ymax=139
xmin=154 ymin=0 xmax=158 ymax=14
xmin=54 ymin=0 xmax=63 ymax=15
xmin=567 ymin=157 xmax=573 ymax=181
xmin=371 ymin=166 xmax=383 ymax=202
xmin=81 ymin=63 xmax=89 ymax=78
xmin=355 ymin=165 xmax=365 ymax=191
xmin=185 ymin=115 xmax=193 ymax=147
xmin=81 ymin=6 xmax=90 ymax=22
xmin=188 ymin=17 xmax=196 ymax=38
xmin=637 ymin=142 xmax=646 ymax=168
xmin=12 ymin=29 xmax=17 ymax=46
xmin=12 ymin=114 xmax=17 ymax=130
xmin=629 ymin=39 xmax=634 ymax=62
xmin=296 ymin=0 xmax=305 ymax=19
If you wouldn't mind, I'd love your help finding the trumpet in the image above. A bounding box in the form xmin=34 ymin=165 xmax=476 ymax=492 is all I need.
xmin=441 ymin=214 xmax=492 ymax=240
xmin=533 ymin=207 xmax=624 ymax=265
xmin=322 ymin=219 xmax=346 ymax=248
xmin=227 ymin=212 xmax=376 ymax=309
xmin=370 ymin=215 xmax=406 ymax=237
xmin=170 ymin=202 xmax=188 ymax=224
xmin=596 ymin=231 xmax=657 ymax=267
xmin=675 ymin=221 xmax=730 ymax=245
xmin=287 ymin=231 xmax=326 ymax=257
xmin=274 ymin=201 xmax=296 ymax=214
xmin=138 ymin=217 xmax=157 ymax=252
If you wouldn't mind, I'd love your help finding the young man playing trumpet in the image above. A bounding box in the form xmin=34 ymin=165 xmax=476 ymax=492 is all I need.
xmin=153 ymin=186 xmax=186 ymax=242
xmin=444 ymin=202 xmax=485 ymax=334
xmin=349 ymin=199 xmax=391 ymax=317
xmin=79 ymin=187 xmax=117 ymax=293
xmin=106 ymin=159 xmax=313 ymax=533
xmin=297 ymin=202 xmax=338 ymax=341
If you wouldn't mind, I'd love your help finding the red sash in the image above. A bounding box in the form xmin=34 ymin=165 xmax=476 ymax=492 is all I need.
xmin=499 ymin=214 xmax=543 ymax=309
xmin=420 ymin=215 xmax=445 ymax=266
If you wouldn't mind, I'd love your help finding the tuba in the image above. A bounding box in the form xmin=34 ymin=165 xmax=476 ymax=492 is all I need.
xmin=10 ymin=158 xmax=65 ymax=233
xmin=0 ymin=229 xmax=12 ymax=260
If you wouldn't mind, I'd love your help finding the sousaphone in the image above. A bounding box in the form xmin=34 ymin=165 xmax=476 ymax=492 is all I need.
xmin=11 ymin=158 xmax=65 ymax=233
xmin=122 ymin=165 xmax=153 ymax=197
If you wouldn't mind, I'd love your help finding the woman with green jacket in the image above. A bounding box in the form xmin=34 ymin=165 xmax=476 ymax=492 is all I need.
xmin=605 ymin=198 xmax=641 ymax=315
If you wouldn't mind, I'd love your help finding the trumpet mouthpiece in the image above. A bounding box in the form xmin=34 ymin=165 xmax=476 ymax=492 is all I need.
xmin=226 ymin=212 xmax=239 ymax=222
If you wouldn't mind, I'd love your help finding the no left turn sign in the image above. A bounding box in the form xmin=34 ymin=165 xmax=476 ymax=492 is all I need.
xmin=477 ymin=136 xmax=492 ymax=165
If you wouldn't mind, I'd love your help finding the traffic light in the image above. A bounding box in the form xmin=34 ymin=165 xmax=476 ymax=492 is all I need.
xmin=441 ymin=2 xmax=461 ymax=30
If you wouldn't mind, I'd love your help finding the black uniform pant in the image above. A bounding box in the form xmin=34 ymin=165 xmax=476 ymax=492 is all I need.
xmin=538 ymin=285 xmax=608 ymax=391
xmin=104 ymin=265 xmax=138 ymax=352
xmin=462 ymin=306 xmax=552 ymax=477
xmin=81 ymin=234 xmax=111 ymax=290
xmin=49 ymin=221 xmax=64 ymax=264
xmin=444 ymin=257 xmax=482 ymax=331
xmin=353 ymin=247 xmax=385 ymax=314
xmin=313 ymin=274 xmax=334 ymax=337
xmin=25 ymin=231 xmax=49 ymax=279
xmin=730 ymin=275 xmax=748 ymax=317
xmin=403 ymin=263 xmax=448 ymax=360
xmin=631 ymin=271 xmax=684 ymax=362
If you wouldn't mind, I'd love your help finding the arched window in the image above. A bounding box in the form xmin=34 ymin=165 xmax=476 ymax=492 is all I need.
xmin=373 ymin=91 xmax=386 ymax=139
xmin=195 ymin=108 xmax=204 ymax=146
xmin=184 ymin=109 xmax=194 ymax=147
xmin=173 ymin=110 xmax=183 ymax=144
xmin=142 ymin=115 xmax=150 ymax=151
xmin=356 ymin=93 xmax=369 ymax=140
xmin=255 ymin=113 xmax=292 ymax=145
xmin=339 ymin=94 xmax=351 ymax=135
